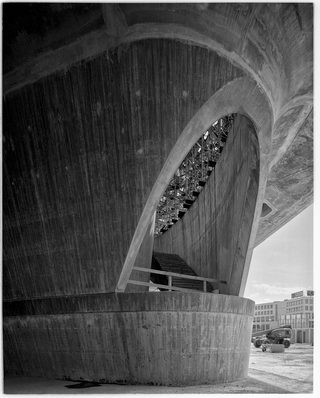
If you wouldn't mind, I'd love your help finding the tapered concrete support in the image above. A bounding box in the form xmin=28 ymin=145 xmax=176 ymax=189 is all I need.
xmin=3 ymin=292 xmax=254 ymax=386
xmin=125 ymin=212 xmax=156 ymax=292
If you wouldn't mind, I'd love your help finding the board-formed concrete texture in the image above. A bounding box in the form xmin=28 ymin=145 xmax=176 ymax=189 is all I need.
xmin=154 ymin=114 xmax=259 ymax=296
xmin=3 ymin=3 xmax=313 ymax=386
xmin=3 ymin=293 xmax=254 ymax=386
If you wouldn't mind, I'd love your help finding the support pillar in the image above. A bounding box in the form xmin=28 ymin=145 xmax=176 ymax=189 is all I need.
xmin=3 ymin=292 xmax=254 ymax=386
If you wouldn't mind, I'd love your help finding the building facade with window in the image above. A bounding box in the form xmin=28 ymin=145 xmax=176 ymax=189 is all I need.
xmin=252 ymin=291 xmax=314 ymax=344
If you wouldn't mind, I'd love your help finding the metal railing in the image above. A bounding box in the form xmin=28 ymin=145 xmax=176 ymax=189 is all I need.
xmin=128 ymin=266 xmax=227 ymax=293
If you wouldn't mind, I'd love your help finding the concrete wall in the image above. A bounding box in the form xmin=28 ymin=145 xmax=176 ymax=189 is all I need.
xmin=3 ymin=292 xmax=254 ymax=386
xmin=3 ymin=4 xmax=313 ymax=249
xmin=3 ymin=39 xmax=266 ymax=386
xmin=2 ymin=39 xmax=244 ymax=300
xmin=119 ymin=3 xmax=312 ymax=116
xmin=126 ymin=213 xmax=155 ymax=292
xmin=154 ymin=114 xmax=259 ymax=295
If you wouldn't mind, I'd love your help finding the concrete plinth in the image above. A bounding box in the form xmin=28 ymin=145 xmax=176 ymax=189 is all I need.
xmin=270 ymin=344 xmax=285 ymax=353
xmin=3 ymin=292 xmax=254 ymax=386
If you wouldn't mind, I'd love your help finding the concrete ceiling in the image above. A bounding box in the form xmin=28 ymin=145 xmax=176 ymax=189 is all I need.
xmin=3 ymin=3 xmax=313 ymax=247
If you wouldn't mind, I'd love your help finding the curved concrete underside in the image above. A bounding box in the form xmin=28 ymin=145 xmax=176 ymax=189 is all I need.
xmin=3 ymin=3 xmax=313 ymax=248
xmin=3 ymin=292 xmax=255 ymax=386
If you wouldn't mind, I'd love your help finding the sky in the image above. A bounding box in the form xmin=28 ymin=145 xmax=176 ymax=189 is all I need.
xmin=244 ymin=204 xmax=314 ymax=304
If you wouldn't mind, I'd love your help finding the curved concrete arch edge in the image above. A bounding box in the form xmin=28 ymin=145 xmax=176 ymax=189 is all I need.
xmin=116 ymin=76 xmax=273 ymax=295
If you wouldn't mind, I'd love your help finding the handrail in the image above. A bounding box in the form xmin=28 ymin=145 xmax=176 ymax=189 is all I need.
xmin=132 ymin=266 xmax=227 ymax=285
xmin=127 ymin=280 xmax=219 ymax=293
xmin=129 ymin=266 xmax=226 ymax=293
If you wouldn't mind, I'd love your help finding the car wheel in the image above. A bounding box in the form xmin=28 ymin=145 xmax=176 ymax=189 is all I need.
xmin=254 ymin=340 xmax=262 ymax=348
xmin=284 ymin=340 xmax=290 ymax=348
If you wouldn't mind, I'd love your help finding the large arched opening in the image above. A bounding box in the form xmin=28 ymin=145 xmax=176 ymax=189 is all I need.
xmin=117 ymin=76 xmax=272 ymax=295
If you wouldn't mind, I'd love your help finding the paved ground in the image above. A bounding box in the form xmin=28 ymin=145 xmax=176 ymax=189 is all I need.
xmin=3 ymin=343 xmax=314 ymax=394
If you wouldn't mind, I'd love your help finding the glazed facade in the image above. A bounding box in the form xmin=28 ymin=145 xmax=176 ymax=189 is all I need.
xmin=252 ymin=292 xmax=314 ymax=344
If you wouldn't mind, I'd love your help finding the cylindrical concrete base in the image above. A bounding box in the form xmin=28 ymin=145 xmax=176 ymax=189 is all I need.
xmin=3 ymin=292 xmax=254 ymax=386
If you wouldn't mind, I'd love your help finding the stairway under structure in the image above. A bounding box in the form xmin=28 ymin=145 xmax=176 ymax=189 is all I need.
xmin=152 ymin=252 xmax=215 ymax=292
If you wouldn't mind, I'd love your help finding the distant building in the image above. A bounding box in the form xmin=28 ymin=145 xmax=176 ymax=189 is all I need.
xmin=252 ymin=290 xmax=314 ymax=344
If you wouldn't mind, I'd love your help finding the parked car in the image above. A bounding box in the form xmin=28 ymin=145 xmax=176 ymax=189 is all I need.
xmin=252 ymin=326 xmax=291 ymax=348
